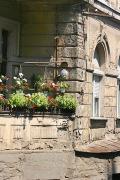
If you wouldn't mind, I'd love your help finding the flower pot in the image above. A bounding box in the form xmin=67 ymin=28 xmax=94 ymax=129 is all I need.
xmin=60 ymin=88 xmax=65 ymax=93
xmin=16 ymin=89 xmax=23 ymax=94
xmin=60 ymin=108 xmax=75 ymax=114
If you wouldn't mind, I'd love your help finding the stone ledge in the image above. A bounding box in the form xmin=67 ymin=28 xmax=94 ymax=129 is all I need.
xmin=90 ymin=117 xmax=108 ymax=121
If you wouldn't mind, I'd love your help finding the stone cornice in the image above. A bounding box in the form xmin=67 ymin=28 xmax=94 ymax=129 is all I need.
xmin=92 ymin=0 xmax=120 ymax=21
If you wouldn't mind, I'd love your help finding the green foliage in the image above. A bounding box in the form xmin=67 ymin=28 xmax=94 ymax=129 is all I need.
xmin=0 ymin=95 xmax=6 ymax=106
xmin=56 ymin=94 xmax=77 ymax=112
xmin=30 ymin=93 xmax=48 ymax=109
xmin=59 ymin=82 xmax=70 ymax=89
xmin=31 ymin=74 xmax=44 ymax=92
xmin=8 ymin=92 xmax=27 ymax=108
xmin=13 ymin=73 xmax=28 ymax=92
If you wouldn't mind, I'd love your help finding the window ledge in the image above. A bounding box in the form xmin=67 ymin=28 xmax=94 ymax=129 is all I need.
xmin=93 ymin=69 xmax=104 ymax=76
xmin=90 ymin=117 xmax=108 ymax=121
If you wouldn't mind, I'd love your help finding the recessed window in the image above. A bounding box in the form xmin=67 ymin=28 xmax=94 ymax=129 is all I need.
xmin=1 ymin=29 xmax=9 ymax=75
xmin=93 ymin=43 xmax=105 ymax=70
xmin=117 ymin=81 xmax=120 ymax=117
xmin=92 ymin=43 xmax=105 ymax=117
xmin=118 ymin=56 xmax=120 ymax=71
xmin=112 ymin=173 xmax=120 ymax=180
xmin=93 ymin=75 xmax=102 ymax=117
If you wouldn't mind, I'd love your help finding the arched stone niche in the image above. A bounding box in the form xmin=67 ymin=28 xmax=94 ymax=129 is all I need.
xmin=92 ymin=33 xmax=111 ymax=70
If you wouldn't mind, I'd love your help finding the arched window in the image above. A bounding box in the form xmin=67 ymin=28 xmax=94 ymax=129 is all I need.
xmin=93 ymin=43 xmax=105 ymax=117
xmin=93 ymin=43 xmax=105 ymax=70
xmin=118 ymin=56 xmax=120 ymax=71
xmin=117 ymin=56 xmax=120 ymax=117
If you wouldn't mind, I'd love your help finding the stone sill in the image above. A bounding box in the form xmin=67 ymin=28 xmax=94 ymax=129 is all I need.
xmin=0 ymin=111 xmax=75 ymax=119
xmin=90 ymin=117 xmax=108 ymax=121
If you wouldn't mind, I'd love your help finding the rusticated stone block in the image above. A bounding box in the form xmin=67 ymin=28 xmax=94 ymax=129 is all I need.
xmin=104 ymin=96 xmax=116 ymax=107
xmin=104 ymin=107 xmax=117 ymax=118
xmin=56 ymin=57 xmax=86 ymax=68
xmin=57 ymin=23 xmax=77 ymax=35
xmin=105 ymin=76 xmax=117 ymax=87
xmin=84 ymin=82 xmax=93 ymax=94
xmin=91 ymin=128 xmax=106 ymax=141
xmin=76 ymin=104 xmax=92 ymax=117
xmin=77 ymin=24 xmax=84 ymax=35
xmin=63 ymin=35 xmax=78 ymax=46
xmin=104 ymin=86 xmax=117 ymax=97
xmin=81 ymin=129 xmax=90 ymax=143
xmin=86 ymin=72 xmax=93 ymax=83
xmin=106 ymin=118 xmax=115 ymax=132
xmin=83 ymin=94 xmax=92 ymax=105
xmin=79 ymin=117 xmax=90 ymax=129
xmin=69 ymin=68 xmax=85 ymax=81
xmin=68 ymin=81 xmax=83 ymax=92
xmin=57 ymin=47 xmax=84 ymax=59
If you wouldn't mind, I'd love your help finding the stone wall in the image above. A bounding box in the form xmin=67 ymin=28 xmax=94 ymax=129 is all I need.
xmin=76 ymin=11 xmax=120 ymax=144
xmin=0 ymin=114 xmax=75 ymax=180
xmin=0 ymin=115 xmax=74 ymax=151
xmin=0 ymin=151 xmax=75 ymax=180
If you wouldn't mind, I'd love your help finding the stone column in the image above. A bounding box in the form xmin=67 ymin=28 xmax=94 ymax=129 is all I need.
xmin=56 ymin=4 xmax=89 ymax=143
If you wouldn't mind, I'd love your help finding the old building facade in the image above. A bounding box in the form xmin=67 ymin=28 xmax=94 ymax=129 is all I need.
xmin=0 ymin=0 xmax=119 ymax=179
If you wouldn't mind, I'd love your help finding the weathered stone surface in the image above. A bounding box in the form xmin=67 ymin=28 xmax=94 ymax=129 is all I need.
xmin=0 ymin=0 xmax=120 ymax=180
xmin=86 ymin=72 xmax=93 ymax=83
xmin=68 ymin=81 xmax=84 ymax=92
xmin=23 ymin=152 xmax=72 ymax=180
xmin=80 ymin=129 xmax=90 ymax=143
xmin=57 ymin=23 xmax=77 ymax=35
xmin=106 ymin=118 xmax=115 ymax=132
xmin=84 ymin=82 xmax=93 ymax=94
xmin=57 ymin=11 xmax=78 ymax=22
xmin=82 ymin=93 xmax=92 ymax=105
xmin=104 ymin=107 xmax=117 ymax=118
xmin=0 ymin=116 xmax=73 ymax=151
xmin=104 ymin=96 xmax=116 ymax=107
xmin=0 ymin=151 xmax=74 ymax=180
xmin=105 ymin=76 xmax=117 ymax=87
xmin=69 ymin=68 xmax=85 ymax=80
xmin=91 ymin=128 xmax=106 ymax=141
xmin=58 ymin=47 xmax=84 ymax=58
xmin=104 ymin=86 xmax=117 ymax=97
xmin=74 ymin=156 xmax=108 ymax=179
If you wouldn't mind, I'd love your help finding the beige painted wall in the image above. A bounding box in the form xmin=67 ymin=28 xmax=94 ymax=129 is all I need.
xmin=0 ymin=0 xmax=20 ymax=21
xmin=20 ymin=2 xmax=56 ymax=59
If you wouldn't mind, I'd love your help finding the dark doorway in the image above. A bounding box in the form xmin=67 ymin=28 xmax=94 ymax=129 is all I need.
xmin=1 ymin=29 xmax=9 ymax=75
xmin=112 ymin=173 xmax=120 ymax=180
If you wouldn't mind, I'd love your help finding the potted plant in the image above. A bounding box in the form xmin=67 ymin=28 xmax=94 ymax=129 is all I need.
xmin=48 ymin=96 xmax=58 ymax=113
xmin=8 ymin=92 xmax=28 ymax=112
xmin=0 ymin=94 xmax=6 ymax=111
xmin=29 ymin=92 xmax=48 ymax=112
xmin=13 ymin=73 xmax=29 ymax=93
xmin=31 ymin=74 xmax=44 ymax=92
xmin=59 ymin=81 xmax=70 ymax=93
xmin=0 ymin=75 xmax=9 ymax=95
xmin=41 ymin=81 xmax=58 ymax=96
xmin=56 ymin=94 xmax=77 ymax=113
